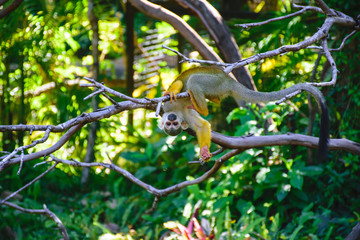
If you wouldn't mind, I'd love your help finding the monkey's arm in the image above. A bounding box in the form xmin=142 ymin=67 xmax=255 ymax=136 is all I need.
xmin=188 ymin=113 xmax=212 ymax=161
xmin=163 ymin=80 xmax=184 ymax=102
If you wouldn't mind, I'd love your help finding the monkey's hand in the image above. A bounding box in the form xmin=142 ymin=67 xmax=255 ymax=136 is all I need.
xmin=163 ymin=80 xmax=183 ymax=102
xmin=163 ymin=91 xmax=177 ymax=102
xmin=200 ymin=146 xmax=212 ymax=161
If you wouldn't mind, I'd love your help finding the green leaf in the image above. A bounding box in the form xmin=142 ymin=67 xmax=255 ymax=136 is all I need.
xmin=145 ymin=143 xmax=154 ymax=159
xmin=236 ymin=199 xmax=255 ymax=215
xmin=120 ymin=151 xmax=148 ymax=163
xmin=289 ymin=170 xmax=303 ymax=190
xmin=276 ymin=184 xmax=291 ymax=202
xmin=213 ymin=196 xmax=234 ymax=213
xmin=256 ymin=167 xmax=270 ymax=183
xmin=300 ymin=166 xmax=323 ymax=176
xmin=226 ymin=108 xmax=246 ymax=123
xmin=289 ymin=225 xmax=304 ymax=240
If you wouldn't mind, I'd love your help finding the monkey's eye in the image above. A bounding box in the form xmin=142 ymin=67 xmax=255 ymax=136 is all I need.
xmin=166 ymin=122 xmax=171 ymax=126
xmin=173 ymin=122 xmax=178 ymax=126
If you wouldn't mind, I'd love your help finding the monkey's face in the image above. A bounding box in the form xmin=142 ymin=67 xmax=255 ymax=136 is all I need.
xmin=159 ymin=112 xmax=188 ymax=136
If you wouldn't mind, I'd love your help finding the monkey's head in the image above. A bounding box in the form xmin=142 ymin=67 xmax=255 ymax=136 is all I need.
xmin=159 ymin=112 xmax=188 ymax=136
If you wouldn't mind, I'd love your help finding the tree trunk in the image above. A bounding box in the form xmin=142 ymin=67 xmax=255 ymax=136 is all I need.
xmin=125 ymin=1 xmax=135 ymax=134
xmin=81 ymin=0 xmax=99 ymax=185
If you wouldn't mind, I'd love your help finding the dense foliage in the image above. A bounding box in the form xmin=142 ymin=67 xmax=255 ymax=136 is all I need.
xmin=1 ymin=0 xmax=359 ymax=239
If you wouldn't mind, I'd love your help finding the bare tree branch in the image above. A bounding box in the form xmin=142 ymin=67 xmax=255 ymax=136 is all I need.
xmin=310 ymin=37 xmax=338 ymax=86
xmin=1 ymin=201 xmax=69 ymax=240
xmin=236 ymin=6 xmax=319 ymax=30
xmin=0 ymin=163 xmax=57 ymax=204
xmin=0 ymin=124 xmax=84 ymax=171
xmin=0 ymin=91 xmax=190 ymax=133
xmin=127 ymin=0 xmax=222 ymax=62
xmin=345 ymin=222 xmax=360 ymax=240
xmin=227 ymin=17 xmax=337 ymax=75
xmin=49 ymin=149 xmax=242 ymax=197
xmin=0 ymin=0 xmax=24 ymax=19
xmin=307 ymin=30 xmax=358 ymax=52
xmin=0 ymin=128 xmax=52 ymax=173
xmin=162 ymin=45 xmax=228 ymax=67
xmin=210 ymin=132 xmax=360 ymax=156
xmin=314 ymin=0 xmax=337 ymax=16
xmin=164 ymin=7 xmax=355 ymax=88
xmin=0 ymin=0 xmax=10 ymax=6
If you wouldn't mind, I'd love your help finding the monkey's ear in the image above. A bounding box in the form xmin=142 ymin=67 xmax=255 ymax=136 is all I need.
xmin=181 ymin=120 xmax=188 ymax=130
xmin=158 ymin=118 xmax=165 ymax=130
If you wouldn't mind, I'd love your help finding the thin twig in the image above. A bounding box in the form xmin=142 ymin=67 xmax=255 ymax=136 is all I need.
xmin=307 ymin=30 xmax=358 ymax=52
xmin=292 ymin=3 xmax=323 ymax=14
xmin=155 ymin=100 xmax=162 ymax=117
xmin=310 ymin=37 xmax=338 ymax=86
xmin=17 ymin=150 xmax=24 ymax=175
xmin=1 ymin=200 xmax=69 ymax=240
xmin=83 ymin=88 xmax=105 ymax=101
xmin=163 ymin=45 xmax=228 ymax=67
xmin=0 ymin=163 xmax=58 ymax=204
xmin=331 ymin=30 xmax=358 ymax=51
xmin=101 ymin=92 xmax=119 ymax=106
xmin=146 ymin=196 xmax=160 ymax=214
xmin=236 ymin=7 xmax=308 ymax=30
xmin=188 ymin=147 xmax=226 ymax=164
xmin=0 ymin=127 xmax=52 ymax=172
xmin=82 ymin=76 xmax=146 ymax=104
xmin=276 ymin=90 xmax=303 ymax=105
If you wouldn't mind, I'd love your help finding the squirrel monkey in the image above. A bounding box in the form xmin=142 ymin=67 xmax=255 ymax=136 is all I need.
xmin=159 ymin=66 xmax=329 ymax=161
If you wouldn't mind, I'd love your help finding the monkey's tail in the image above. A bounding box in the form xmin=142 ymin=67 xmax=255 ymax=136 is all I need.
xmin=318 ymin=98 xmax=329 ymax=161
xmin=232 ymin=83 xmax=329 ymax=160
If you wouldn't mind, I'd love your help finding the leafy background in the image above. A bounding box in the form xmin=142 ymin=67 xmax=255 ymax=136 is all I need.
xmin=0 ymin=0 xmax=360 ymax=239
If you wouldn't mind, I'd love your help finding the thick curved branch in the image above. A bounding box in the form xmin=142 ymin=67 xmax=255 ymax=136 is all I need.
xmin=0 ymin=0 xmax=23 ymax=19
xmin=314 ymin=0 xmax=336 ymax=16
xmin=127 ymin=0 xmax=222 ymax=62
xmin=345 ymin=223 xmax=360 ymax=240
xmin=211 ymin=132 xmax=360 ymax=156
xmin=0 ymin=0 xmax=10 ymax=6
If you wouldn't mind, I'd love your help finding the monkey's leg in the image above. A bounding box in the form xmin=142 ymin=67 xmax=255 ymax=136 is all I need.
xmin=188 ymin=89 xmax=209 ymax=116
xmin=164 ymin=80 xmax=183 ymax=102
xmin=194 ymin=117 xmax=212 ymax=161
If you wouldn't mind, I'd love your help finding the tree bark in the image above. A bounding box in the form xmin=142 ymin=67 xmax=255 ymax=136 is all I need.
xmin=345 ymin=222 xmax=360 ymax=240
xmin=0 ymin=0 xmax=24 ymax=19
xmin=125 ymin=1 xmax=135 ymax=133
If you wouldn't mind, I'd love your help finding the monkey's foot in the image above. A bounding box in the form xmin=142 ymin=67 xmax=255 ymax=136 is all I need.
xmin=200 ymin=146 xmax=212 ymax=161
